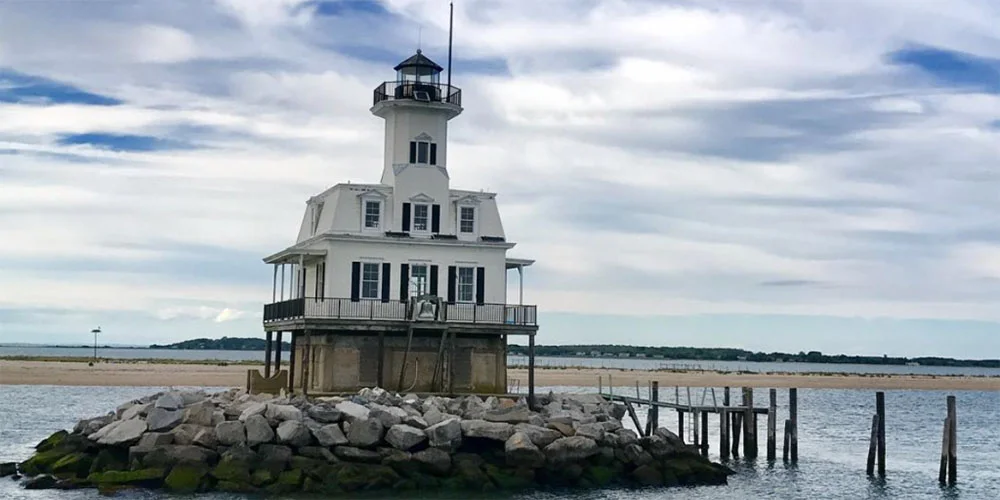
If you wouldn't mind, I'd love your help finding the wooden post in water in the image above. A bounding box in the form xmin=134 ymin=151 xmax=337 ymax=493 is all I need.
xmin=651 ymin=381 xmax=660 ymax=432
xmin=692 ymin=410 xmax=700 ymax=453
xmin=720 ymin=408 xmax=730 ymax=460
xmin=677 ymin=410 xmax=685 ymax=443
xmin=598 ymin=375 xmax=602 ymax=395
xmin=782 ymin=419 xmax=791 ymax=462
xmin=767 ymin=388 xmax=777 ymax=461
xmin=866 ymin=414 xmax=879 ymax=476
xmin=789 ymin=388 xmax=798 ymax=463
xmin=938 ymin=416 xmax=950 ymax=484
xmin=876 ymin=391 xmax=886 ymax=476
xmin=731 ymin=413 xmax=742 ymax=457
xmin=700 ymin=410 xmax=709 ymax=457
xmin=947 ymin=395 xmax=957 ymax=485
xmin=743 ymin=388 xmax=756 ymax=459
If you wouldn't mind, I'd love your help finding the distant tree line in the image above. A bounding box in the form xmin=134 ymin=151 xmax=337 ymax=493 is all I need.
xmin=149 ymin=337 xmax=290 ymax=351
xmin=506 ymin=344 xmax=1000 ymax=368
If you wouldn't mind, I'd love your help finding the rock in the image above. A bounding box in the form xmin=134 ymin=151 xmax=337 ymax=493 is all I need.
xmin=143 ymin=445 xmax=218 ymax=468
xmin=137 ymin=432 xmax=173 ymax=449
xmin=96 ymin=418 xmax=146 ymax=446
xmin=544 ymin=436 xmax=599 ymax=463
xmin=513 ymin=424 xmax=562 ymax=448
xmin=257 ymin=444 xmax=292 ymax=470
xmin=423 ymin=409 xmax=448 ymax=427
xmin=413 ymin=448 xmax=451 ymax=476
xmin=211 ymin=410 xmax=226 ymax=426
xmin=0 ymin=462 xmax=17 ymax=478
xmin=183 ymin=403 xmax=215 ymax=427
xmin=641 ymin=434 xmax=680 ymax=459
xmin=146 ymin=408 xmax=183 ymax=432
xmin=425 ymin=418 xmax=462 ymax=450
xmin=306 ymin=405 xmax=342 ymax=424
xmin=483 ymin=406 xmax=533 ymax=424
xmin=276 ymin=420 xmax=312 ymax=447
xmin=548 ymin=421 xmax=575 ymax=436
xmin=385 ymin=424 xmax=426 ymax=451
xmin=370 ymin=404 xmax=409 ymax=428
xmin=313 ymin=423 xmax=349 ymax=447
xmin=265 ymin=404 xmax=303 ymax=424
xmin=460 ymin=420 xmax=515 ymax=441
xmin=215 ymin=421 xmax=246 ymax=446
xmin=298 ymin=446 xmax=335 ymax=462
xmin=654 ymin=427 xmax=686 ymax=448
xmin=192 ymin=429 xmax=218 ymax=448
xmin=632 ymin=463 xmax=663 ymax=486
xmin=120 ymin=402 xmax=152 ymax=421
xmin=601 ymin=420 xmax=623 ymax=432
xmin=169 ymin=424 xmax=209 ymax=446
xmin=155 ymin=392 xmax=185 ymax=410
xmin=335 ymin=401 xmax=370 ymax=422
xmin=51 ymin=452 xmax=92 ymax=477
xmin=244 ymin=414 xmax=274 ymax=446
xmin=24 ymin=474 xmax=57 ymax=489
xmin=504 ymin=432 xmax=545 ymax=468
xmin=347 ymin=418 xmax=384 ymax=448
xmin=403 ymin=415 xmax=428 ymax=429
xmin=75 ymin=416 xmax=113 ymax=436
xmin=164 ymin=463 xmax=209 ymax=493
xmin=574 ymin=423 xmax=605 ymax=442
xmin=622 ymin=443 xmax=653 ymax=466
xmin=238 ymin=402 xmax=267 ymax=422
xmin=616 ymin=428 xmax=639 ymax=446
xmin=333 ymin=446 xmax=382 ymax=463
xmin=211 ymin=456 xmax=252 ymax=485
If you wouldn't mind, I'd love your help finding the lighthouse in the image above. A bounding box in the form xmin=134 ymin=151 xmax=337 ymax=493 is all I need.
xmin=256 ymin=48 xmax=538 ymax=399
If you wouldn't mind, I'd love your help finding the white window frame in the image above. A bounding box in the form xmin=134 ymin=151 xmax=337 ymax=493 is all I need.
xmin=459 ymin=206 xmax=476 ymax=234
xmin=410 ymin=264 xmax=429 ymax=296
xmin=361 ymin=262 xmax=380 ymax=299
xmin=412 ymin=203 xmax=429 ymax=232
xmin=457 ymin=266 xmax=475 ymax=303
xmin=311 ymin=202 xmax=324 ymax=235
xmin=363 ymin=200 xmax=381 ymax=230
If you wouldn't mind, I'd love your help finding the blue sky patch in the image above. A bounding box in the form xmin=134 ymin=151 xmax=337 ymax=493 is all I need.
xmin=0 ymin=69 xmax=122 ymax=105
xmin=57 ymin=133 xmax=192 ymax=152
xmin=305 ymin=0 xmax=391 ymax=17
xmin=889 ymin=45 xmax=1000 ymax=92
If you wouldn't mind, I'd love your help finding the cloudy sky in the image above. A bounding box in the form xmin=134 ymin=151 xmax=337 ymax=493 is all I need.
xmin=1 ymin=0 xmax=998 ymax=358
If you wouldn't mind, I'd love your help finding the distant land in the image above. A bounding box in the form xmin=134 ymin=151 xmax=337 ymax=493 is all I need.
xmin=507 ymin=344 xmax=1000 ymax=369
xmin=149 ymin=337 xmax=291 ymax=351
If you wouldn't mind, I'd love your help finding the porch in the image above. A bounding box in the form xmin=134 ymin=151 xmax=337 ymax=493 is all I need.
xmin=263 ymin=297 xmax=537 ymax=326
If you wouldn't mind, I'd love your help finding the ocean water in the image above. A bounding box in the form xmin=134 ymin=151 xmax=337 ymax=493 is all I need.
xmin=3 ymin=346 xmax=999 ymax=377
xmin=0 ymin=385 xmax=997 ymax=499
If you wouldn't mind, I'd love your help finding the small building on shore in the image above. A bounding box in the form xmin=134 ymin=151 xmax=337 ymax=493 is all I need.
xmin=253 ymin=49 xmax=538 ymax=397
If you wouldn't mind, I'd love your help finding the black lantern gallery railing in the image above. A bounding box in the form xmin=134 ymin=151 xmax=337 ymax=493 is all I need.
xmin=373 ymin=81 xmax=462 ymax=107
xmin=263 ymin=297 xmax=536 ymax=326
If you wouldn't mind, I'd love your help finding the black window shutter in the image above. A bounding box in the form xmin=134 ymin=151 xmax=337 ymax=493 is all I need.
xmin=431 ymin=204 xmax=441 ymax=233
xmin=350 ymin=261 xmax=361 ymax=302
xmin=430 ymin=265 xmax=439 ymax=296
xmin=401 ymin=203 xmax=411 ymax=232
xmin=430 ymin=143 xmax=437 ymax=165
xmin=381 ymin=263 xmax=391 ymax=302
xmin=409 ymin=142 xmax=416 ymax=163
xmin=400 ymin=263 xmax=409 ymax=301
xmin=447 ymin=266 xmax=456 ymax=304
xmin=476 ymin=267 xmax=486 ymax=305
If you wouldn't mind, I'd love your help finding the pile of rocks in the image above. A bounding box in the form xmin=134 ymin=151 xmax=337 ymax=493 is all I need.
xmin=8 ymin=387 xmax=733 ymax=494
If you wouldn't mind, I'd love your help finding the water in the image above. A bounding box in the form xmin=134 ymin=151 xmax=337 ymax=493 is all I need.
xmin=4 ymin=347 xmax=999 ymax=377
xmin=0 ymin=385 xmax=997 ymax=499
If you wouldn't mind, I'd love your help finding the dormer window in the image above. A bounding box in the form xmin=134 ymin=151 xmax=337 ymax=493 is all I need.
xmin=409 ymin=140 xmax=437 ymax=165
xmin=311 ymin=202 xmax=324 ymax=235
xmin=413 ymin=204 xmax=429 ymax=231
xmin=364 ymin=200 xmax=381 ymax=229
xmin=459 ymin=206 xmax=475 ymax=233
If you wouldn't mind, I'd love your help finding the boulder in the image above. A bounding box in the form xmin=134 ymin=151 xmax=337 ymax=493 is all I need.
xmin=256 ymin=444 xmax=292 ymax=470
xmin=641 ymin=434 xmax=680 ymax=459
xmin=146 ymin=408 xmax=183 ymax=432
xmin=370 ymin=404 xmax=409 ymax=428
xmin=265 ymin=404 xmax=303 ymax=424
xmin=211 ymin=410 xmax=225 ymax=426
xmin=96 ymin=418 xmax=146 ymax=446
xmin=574 ymin=423 xmax=605 ymax=442
xmin=423 ymin=409 xmax=448 ymax=427
xmin=244 ymin=414 xmax=274 ymax=447
xmin=169 ymin=424 xmax=209 ymax=446
xmin=183 ymin=403 xmax=215 ymax=427
xmin=335 ymin=401 xmax=370 ymax=422
xmin=312 ymin=423 xmax=348 ymax=447
xmin=615 ymin=428 xmax=639 ymax=446
xmin=403 ymin=415 xmax=428 ymax=429
xmin=306 ymin=405 xmax=342 ymax=424
xmin=622 ymin=443 xmax=653 ymax=466
xmin=504 ymin=432 xmax=545 ymax=468
xmin=548 ymin=422 xmax=575 ymax=437
xmin=385 ymin=424 xmax=426 ymax=451
xmin=0 ymin=462 xmax=17 ymax=478
xmin=347 ymin=418 xmax=384 ymax=448
xmin=543 ymin=436 xmax=599 ymax=463
xmin=143 ymin=445 xmax=218 ymax=468
xmin=461 ymin=420 xmax=514 ymax=441
xmin=513 ymin=424 xmax=563 ymax=448
xmin=413 ymin=448 xmax=451 ymax=476
xmin=164 ymin=463 xmax=209 ymax=493
xmin=215 ymin=421 xmax=246 ymax=446
xmin=155 ymin=392 xmax=185 ymax=410
xmin=276 ymin=420 xmax=312 ymax=447
xmin=631 ymin=463 xmax=663 ymax=486
xmin=298 ymin=446 xmax=335 ymax=462
xmin=238 ymin=402 xmax=267 ymax=422
xmin=425 ymin=418 xmax=462 ymax=450
xmin=654 ymin=427 xmax=686 ymax=448
xmin=120 ymin=402 xmax=152 ymax=421
xmin=24 ymin=474 xmax=58 ymax=490
xmin=333 ymin=446 xmax=382 ymax=464
xmin=483 ymin=406 xmax=533 ymax=424
xmin=192 ymin=429 xmax=218 ymax=449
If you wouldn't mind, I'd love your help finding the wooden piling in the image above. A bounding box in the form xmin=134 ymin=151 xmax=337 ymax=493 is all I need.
xmin=724 ymin=386 xmax=730 ymax=406
xmin=789 ymin=388 xmax=798 ymax=463
xmin=767 ymin=388 xmax=777 ymax=461
xmin=947 ymin=395 xmax=957 ymax=485
xmin=678 ymin=410 xmax=685 ymax=443
xmin=692 ymin=410 xmax=700 ymax=453
xmin=624 ymin=400 xmax=644 ymax=437
xmin=743 ymin=388 xmax=756 ymax=458
xmin=651 ymin=381 xmax=659 ymax=432
xmin=782 ymin=419 xmax=791 ymax=462
xmin=700 ymin=410 xmax=709 ymax=457
xmin=598 ymin=375 xmax=602 ymax=395
xmin=720 ymin=408 xmax=730 ymax=460
xmin=866 ymin=414 xmax=879 ymax=476
xmin=731 ymin=412 xmax=742 ymax=457
xmin=876 ymin=391 xmax=886 ymax=476
xmin=938 ymin=416 xmax=950 ymax=484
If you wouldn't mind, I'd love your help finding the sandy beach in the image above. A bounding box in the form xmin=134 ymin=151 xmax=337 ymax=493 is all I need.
xmin=1 ymin=359 xmax=997 ymax=391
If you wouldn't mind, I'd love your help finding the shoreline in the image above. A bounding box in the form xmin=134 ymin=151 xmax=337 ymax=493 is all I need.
xmin=2 ymin=359 xmax=997 ymax=391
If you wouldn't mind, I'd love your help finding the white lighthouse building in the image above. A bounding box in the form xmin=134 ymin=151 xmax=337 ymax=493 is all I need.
xmin=256 ymin=50 xmax=538 ymax=399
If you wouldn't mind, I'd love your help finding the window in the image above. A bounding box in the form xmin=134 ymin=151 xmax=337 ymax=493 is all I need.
xmin=413 ymin=204 xmax=429 ymax=231
xmin=409 ymin=141 xmax=438 ymax=165
xmin=315 ymin=262 xmax=326 ymax=299
xmin=311 ymin=202 xmax=324 ymax=235
xmin=457 ymin=267 xmax=475 ymax=302
xmin=460 ymin=206 xmax=475 ymax=233
xmin=410 ymin=264 xmax=428 ymax=296
xmin=361 ymin=263 xmax=380 ymax=299
xmin=364 ymin=201 xmax=380 ymax=229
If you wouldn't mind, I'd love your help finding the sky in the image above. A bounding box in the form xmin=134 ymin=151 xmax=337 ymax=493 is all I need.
xmin=0 ymin=0 xmax=998 ymax=359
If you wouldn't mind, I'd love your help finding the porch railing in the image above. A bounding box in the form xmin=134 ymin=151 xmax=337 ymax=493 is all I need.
xmin=263 ymin=297 xmax=536 ymax=326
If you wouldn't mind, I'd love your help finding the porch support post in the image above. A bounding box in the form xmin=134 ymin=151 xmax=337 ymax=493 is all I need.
xmin=274 ymin=331 xmax=283 ymax=373
xmin=518 ymin=265 xmax=524 ymax=305
xmin=288 ymin=331 xmax=298 ymax=393
xmin=272 ymin=264 xmax=278 ymax=303
xmin=528 ymin=332 xmax=536 ymax=410
xmin=298 ymin=253 xmax=305 ymax=299
xmin=280 ymin=264 xmax=286 ymax=301
xmin=264 ymin=331 xmax=273 ymax=378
